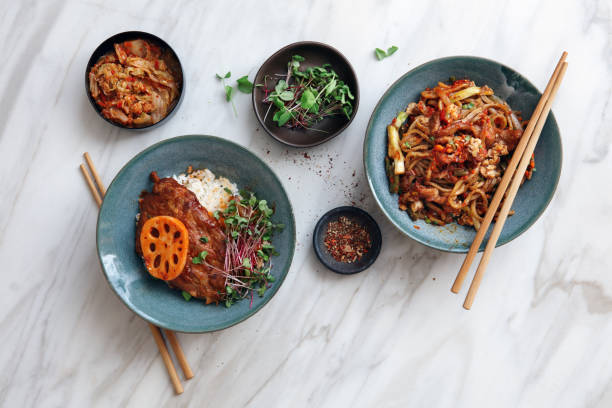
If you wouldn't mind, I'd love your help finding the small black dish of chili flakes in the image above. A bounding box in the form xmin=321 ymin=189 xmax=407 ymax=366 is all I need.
xmin=313 ymin=206 xmax=382 ymax=274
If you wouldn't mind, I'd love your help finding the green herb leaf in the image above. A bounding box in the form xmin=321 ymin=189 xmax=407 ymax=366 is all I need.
xmin=213 ymin=210 xmax=220 ymax=220
xmin=182 ymin=291 xmax=192 ymax=301
xmin=375 ymin=46 xmax=398 ymax=61
xmin=279 ymin=90 xmax=295 ymax=101
xmin=236 ymin=75 xmax=254 ymax=93
xmin=387 ymin=46 xmax=399 ymax=56
xmin=275 ymin=108 xmax=293 ymax=126
xmin=292 ymin=55 xmax=305 ymax=62
xmin=225 ymin=85 xmax=234 ymax=102
xmin=275 ymin=79 xmax=288 ymax=93
xmin=224 ymin=71 xmax=231 ymax=79
xmin=224 ymin=187 xmax=233 ymax=194
xmin=199 ymin=236 xmax=209 ymax=243
xmin=272 ymin=109 xmax=282 ymax=121
xmin=271 ymin=96 xmax=284 ymax=109
xmin=242 ymin=258 xmax=251 ymax=268
xmin=299 ymin=88 xmax=316 ymax=110
xmin=192 ymin=250 xmax=208 ymax=264
xmin=374 ymin=48 xmax=387 ymax=60
xmin=404 ymin=142 xmax=412 ymax=148
xmin=324 ymin=77 xmax=337 ymax=97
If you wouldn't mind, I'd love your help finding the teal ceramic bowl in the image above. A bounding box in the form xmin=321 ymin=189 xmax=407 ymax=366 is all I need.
xmin=364 ymin=56 xmax=562 ymax=253
xmin=97 ymin=135 xmax=296 ymax=332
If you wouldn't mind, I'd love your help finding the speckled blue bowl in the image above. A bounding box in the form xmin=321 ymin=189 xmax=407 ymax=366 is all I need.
xmin=364 ymin=56 xmax=562 ymax=253
xmin=97 ymin=135 xmax=296 ymax=332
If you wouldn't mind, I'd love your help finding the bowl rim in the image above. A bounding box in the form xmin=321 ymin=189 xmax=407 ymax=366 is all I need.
xmin=312 ymin=206 xmax=382 ymax=274
xmin=363 ymin=55 xmax=563 ymax=253
xmin=85 ymin=30 xmax=185 ymax=131
xmin=252 ymin=40 xmax=360 ymax=148
xmin=95 ymin=134 xmax=296 ymax=333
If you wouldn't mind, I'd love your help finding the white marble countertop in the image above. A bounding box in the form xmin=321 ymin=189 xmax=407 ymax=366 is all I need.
xmin=1 ymin=0 xmax=611 ymax=406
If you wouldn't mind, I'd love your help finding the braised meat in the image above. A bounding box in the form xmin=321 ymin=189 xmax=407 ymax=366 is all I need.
xmin=135 ymin=172 xmax=226 ymax=303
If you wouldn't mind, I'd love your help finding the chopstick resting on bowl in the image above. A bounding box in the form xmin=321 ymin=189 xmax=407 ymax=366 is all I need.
xmin=80 ymin=152 xmax=194 ymax=394
xmin=450 ymin=52 xmax=568 ymax=309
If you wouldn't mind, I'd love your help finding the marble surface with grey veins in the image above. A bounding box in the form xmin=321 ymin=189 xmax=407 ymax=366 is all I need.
xmin=1 ymin=0 xmax=611 ymax=407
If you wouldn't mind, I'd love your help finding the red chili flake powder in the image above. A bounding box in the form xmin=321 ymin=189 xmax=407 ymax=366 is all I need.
xmin=323 ymin=216 xmax=372 ymax=263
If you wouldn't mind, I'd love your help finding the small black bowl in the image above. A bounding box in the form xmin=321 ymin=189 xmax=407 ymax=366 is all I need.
xmin=85 ymin=31 xmax=184 ymax=130
xmin=252 ymin=41 xmax=359 ymax=147
xmin=313 ymin=206 xmax=382 ymax=274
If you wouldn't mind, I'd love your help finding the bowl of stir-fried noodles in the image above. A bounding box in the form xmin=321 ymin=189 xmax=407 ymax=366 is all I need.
xmin=364 ymin=56 xmax=562 ymax=252
xmin=85 ymin=31 xmax=184 ymax=130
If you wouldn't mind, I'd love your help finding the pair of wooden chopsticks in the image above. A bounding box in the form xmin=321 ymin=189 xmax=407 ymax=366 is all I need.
xmin=80 ymin=152 xmax=194 ymax=394
xmin=451 ymin=52 xmax=568 ymax=309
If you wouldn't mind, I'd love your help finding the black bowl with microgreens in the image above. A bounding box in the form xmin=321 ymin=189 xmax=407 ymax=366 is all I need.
xmin=313 ymin=206 xmax=382 ymax=274
xmin=252 ymin=41 xmax=359 ymax=147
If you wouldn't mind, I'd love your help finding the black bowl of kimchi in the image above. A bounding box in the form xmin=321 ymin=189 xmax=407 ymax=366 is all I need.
xmin=85 ymin=31 xmax=184 ymax=130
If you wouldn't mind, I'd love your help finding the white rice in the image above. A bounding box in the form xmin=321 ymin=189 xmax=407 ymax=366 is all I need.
xmin=174 ymin=168 xmax=237 ymax=213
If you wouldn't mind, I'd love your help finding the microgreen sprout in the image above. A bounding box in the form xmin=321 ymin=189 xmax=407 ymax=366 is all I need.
xmin=236 ymin=75 xmax=254 ymax=93
xmin=216 ymin=71 xmax=237 ymax=117
xmin=192 ymin=189 xmax=283 ymax=307
xmin=375 ymin=46 xmax=399 ymax=61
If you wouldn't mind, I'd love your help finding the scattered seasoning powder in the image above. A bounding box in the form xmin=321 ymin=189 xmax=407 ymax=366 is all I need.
xmin=324 ymin=216 xmax=372 ymax=263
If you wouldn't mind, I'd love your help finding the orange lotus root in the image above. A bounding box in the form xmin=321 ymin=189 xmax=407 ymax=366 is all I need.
xmin=139 ymin=215 xmax=189 ymax=281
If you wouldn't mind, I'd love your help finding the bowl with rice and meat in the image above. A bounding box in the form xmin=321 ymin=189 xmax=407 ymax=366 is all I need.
xmin=97 ymin=135 xmax=296 ymax=332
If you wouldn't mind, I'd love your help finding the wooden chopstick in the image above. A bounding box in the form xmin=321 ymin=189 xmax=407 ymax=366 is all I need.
xmin=84 ymin=152 xmax=106 ymax=196
xmin=80 ymin=152 xmax=194 ymax=393
xmin=80 ymin=164 xmax=102 ymax=206
xmin=149 ymin=325 xmax=183 ymax=394
xmin=462 ymin=60 xmax=568 ymax=310
xmin=451 ymin=52 xmax=568 ymax=295
xmin=164 ymin=330 xmax=194 ymax=379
